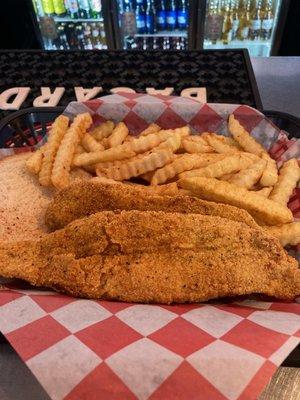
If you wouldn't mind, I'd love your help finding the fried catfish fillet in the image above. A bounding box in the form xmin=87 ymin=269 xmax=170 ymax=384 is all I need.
xmin=1 ymin=211 xmax=299 ymax=303
xmin=45 ymin=181 xmax=259 ymax=230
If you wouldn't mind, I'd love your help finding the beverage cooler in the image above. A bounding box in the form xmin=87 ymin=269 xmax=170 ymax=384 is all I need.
xmin=201 ymin=0 xmax=287 ymax=56
xmin=32 ymin=0 xmax=112 ymax=50
xmin=30 ymin=0 xmax=289 ymax=55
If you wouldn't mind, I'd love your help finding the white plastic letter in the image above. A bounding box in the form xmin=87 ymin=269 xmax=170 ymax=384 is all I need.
xmin=146 ymin=87 xmax=174 ymax=96
xmin=0 ymin=87 xmax=30 ymax=110
xmin=33 ymin=87 xmax=65 ymax=107
xmin=180 ymin=87 xmax=207 ymax=103
xmin=74 ymin=86 xmax=103 ymax=102
xmin=110 ymin=87 xmax=136 ymax=94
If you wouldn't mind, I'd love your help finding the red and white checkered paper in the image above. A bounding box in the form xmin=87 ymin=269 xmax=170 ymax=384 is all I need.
xmin=1 ymin=94 xmax=300 ymax=400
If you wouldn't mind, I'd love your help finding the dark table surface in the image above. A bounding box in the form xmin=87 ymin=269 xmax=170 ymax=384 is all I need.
xmin=1 ymin=55 xmax=300 ymax=400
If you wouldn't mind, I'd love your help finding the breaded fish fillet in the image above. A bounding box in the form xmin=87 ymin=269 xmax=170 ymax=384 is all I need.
xmin=45 ymin=181 xmax=259 ymax=230
xmin=1 ymin=211 xmax=299 ymax=303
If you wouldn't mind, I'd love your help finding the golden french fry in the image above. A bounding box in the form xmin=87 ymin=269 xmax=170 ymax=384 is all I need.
xmin=140 ymin=171 xmax=155 ymax=182
xmin=39 ymin=115 xmax=69 ymax=186
xmin=259 ymin=152 xmax=278 ymax=187
xmin=73 ymin=143 xmax=136 ymax=167
xmin=26 ymin=147 xmax=44 ymax=175
xmin=178 ymin=154 xmax=253 ymax=180
xmin=182 ymin=138 xmax=213 ymax=153
xmin=156 ymin=133 xmax=181 ymax=153
xmin=219 ymin=173 xmax=234 ymax=181
xmin=90 ymin=121 xmax=114 ymax=141
xmin=51 ymin=113 xmax=93 ymax=189
xmin=229 ymin=159 xmax=267 ymax=189
xmin=255 ymin=187 xmax=273 ymax=198
xmin=81 ymin=133 xmax=104 ymax=152
xmin=266 ymin=222 xmax=300 ymax=246
xmin=203 ymin=133 xmax=240 ymax=154
xmin=269 ymin=158 xmax=300 ymax=205
xmin=124 ymin=135 xmax=135 ymax=143
xmin=75 ymin=144 xmax=85 ymax=154
xmin=108 ymin=122 xmax=129 ymax=147
xmin=151 ymin=154 xmax=201 ymax=185
xmin=159 ymin=126 xmax=190 ymax=138
xmin=178 ymin=176 xmax=293 ymax=225
xmin=104 ymin=149 xmax=175 ymax=181
xmin=140 ymin=123 xmax=161 ymax=136
xmin=228 ymin=114 xmax=265 ymax=156
xmin=100 ymin=137 xmax=110 ymax=149
xmin=90 ymin=176 xmax=121 ymax=185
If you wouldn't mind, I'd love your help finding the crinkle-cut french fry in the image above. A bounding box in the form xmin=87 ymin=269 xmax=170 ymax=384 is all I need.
xmin=151 ymin=154 xmax=201 ymax=185
xmin=100 ymin=137 xmax=110 ymax=149
xmin=255 ymin=187 xmax=273 ymax=198
xmin=259 ymin=152 xmax=278 ymax=187
xmin=26 ymin=147 xmax=45 ymax=174
xmin=104 ymin=149 xmax=174 ymax=181
xmin=178 ymin=176 xmax=293 ymax=225
xmin=75 ymin=144 xmax=85 ymax=154
xmin=108 ymin=122 xmax=129 ymax=147
xmin=156 ymin=133 xmax=181 ymax=153
xmin=51 ymin=113 xmax=93 ymax=189
xmin=186 ymin=135 xmax=211 ymax=145
xmin=73 ymin=143 xmax=136 ymax=167
xmin=219 ymin=173 xmax=234 ymax=181
xmin=159 ymin=126 xmax=190 ymax=138
xmin=124 ymin=135 xmax=135 ymax=143
xmin=269 ymin=158 xmax=300 ymax=206
xmin=178 ymin=154 xmax=253 ymax=180
xmin=39 ymin=115 xmax=69 ymax=186
xmin=182 ymin=138 xmax=213 ymax=153
xmin=81 ymin=132 xmax=104 ymax=153
xmin=228 ymin=114 xmax=265 ymax=156
xmin=90 ymin=176 xmax=121 ymax=185
xmin=90 ymin=121 xmax=114 ymax=141
xmin=140 ymin=171 xmax=155 ymax=182
xmin=95 ymin=153 xmax=150 ymax=176
xmin=266 ymin=222 xmax=300 ymax=246
xmin=203 ymin=132 xmax=240 ymax=154
xmin=139 ymin=123 xmax=161 ymax=136
xmin=229 ymin=158 xmax=267 ymax=189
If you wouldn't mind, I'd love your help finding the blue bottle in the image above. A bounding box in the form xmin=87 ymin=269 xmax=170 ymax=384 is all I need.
xmin=166 ymin=0 xmax=177 ymax=31
xmin=177 ymin=0 xmax=187 ymax=30
xmin=146 ymin=0 xmax=156 ymax=34
xmin=136 ymin=0 xmax=146 ymax=34
xmin=156 ymin=0 xmax=166 ymax=31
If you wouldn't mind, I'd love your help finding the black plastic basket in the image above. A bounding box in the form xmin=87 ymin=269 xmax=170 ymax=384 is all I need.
xmin=0 ymin=107 xmax=299 ymax=149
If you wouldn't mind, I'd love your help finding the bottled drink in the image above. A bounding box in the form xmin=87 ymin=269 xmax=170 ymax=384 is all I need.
xmin=89 ymin=0 xmax=102 ymax=18
xmin=65 ymin=0 xmax=79 ymax=19
xmin=41 ymin=0 xmax=55 ymax=15
xmin=163 ymin=36 xmax=170 ymax=49
xmin=122 ymin=0 xmax=136 ymax=36
xmin=249 ymin=0 xmax=262 ymax=40
xmin=261 ymin=0 xmax=273 ymax=40
xmin=237 ymin=0 xmax=251 ymax=40
xmin=146 ymin=0 xmax=156 ymax=34
xmin=222 ymin=2 xmax=233 ymax=44
xmin=206 ymin=0 xmax=224 ymax=44
xmin=53 ymin=0 xmax=66 ymax=16
xmin=156 ymin=0 xmax=166 ymax=31
xmin=136 ymin=0 xmax=146 ymax=34
xmin=231 ymin=1 xmax=239 ymax=40
xmin=78 ymin=0 xmax=92 ymax=18
xmin=166 ymin=0 xmax=177 ymax=31
xmin=177 ymin=0 xmax=187 ymax=31
xmin=75 ymin=23 xmax=85 ymax=48
xmin=153 ymin=37 xmax=159 ymax=49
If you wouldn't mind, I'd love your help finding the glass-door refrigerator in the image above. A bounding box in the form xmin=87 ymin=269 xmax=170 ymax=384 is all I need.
xmin=111 ymin=0 xmax=200 ymax=50
xmin=200 ymin=0 xmax=288 ymax=56
xmin=31 ymin=0 xmax=114 ymax=50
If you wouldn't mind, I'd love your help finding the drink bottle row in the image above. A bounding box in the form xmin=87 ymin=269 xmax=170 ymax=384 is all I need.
xmin=125 ymin=35 xmax=187 ymax=49
xmin=205 ymin=0 xmax=275 ymax=45
xmin=46 ymin=22 xmax=107 ymax=49
xmin=34 ymin=0 xmax=102 ymax=19
xmin=121 ymin=0 xmax=188 ymax=35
